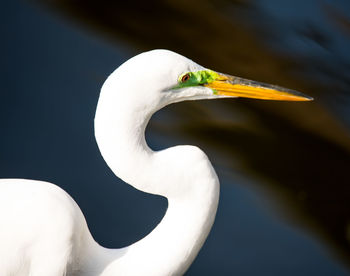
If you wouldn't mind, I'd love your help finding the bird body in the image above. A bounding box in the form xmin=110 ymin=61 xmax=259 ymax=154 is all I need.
xmin=0 ymin=179 xmax=91 ymax=275
xmin=0 ymin=50 xmax=311 ymax=275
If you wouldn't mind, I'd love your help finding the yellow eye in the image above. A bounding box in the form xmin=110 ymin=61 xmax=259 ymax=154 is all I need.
xmin=181 ymin=73 xmax=190 ymax=83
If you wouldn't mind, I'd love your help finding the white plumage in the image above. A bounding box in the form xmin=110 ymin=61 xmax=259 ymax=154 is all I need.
xmin=0 ymin=50 xmax=220 ymax=275
xmin=0 ymin=49 xmax=310 ymax=275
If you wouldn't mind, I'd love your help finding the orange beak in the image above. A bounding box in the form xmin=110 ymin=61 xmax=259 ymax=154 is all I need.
xmin=205 ymin=73 xmax=313 ymax=101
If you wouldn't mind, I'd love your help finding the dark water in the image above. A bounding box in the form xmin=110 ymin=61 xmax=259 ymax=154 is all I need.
xmin=1 ymin=0 xmax=350 ymax=275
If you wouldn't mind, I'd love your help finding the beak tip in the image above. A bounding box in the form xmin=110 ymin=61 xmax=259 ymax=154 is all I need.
xmin=284 ymin=88 xmax=314 ymax=101
xmin=300 ymin=94 xmax=314 ymax=101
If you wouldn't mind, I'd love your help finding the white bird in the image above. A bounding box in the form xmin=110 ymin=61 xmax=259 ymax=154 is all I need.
xmin=0 ymin=50 xmax=312 ymax=276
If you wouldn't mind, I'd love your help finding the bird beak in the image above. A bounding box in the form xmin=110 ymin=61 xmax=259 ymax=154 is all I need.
xmin=204 ymin=73 xmax=313 ymax=101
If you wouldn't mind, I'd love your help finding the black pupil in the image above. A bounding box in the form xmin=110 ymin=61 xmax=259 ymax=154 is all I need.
xmin=182 ymin=74 xmax=190 ymax=82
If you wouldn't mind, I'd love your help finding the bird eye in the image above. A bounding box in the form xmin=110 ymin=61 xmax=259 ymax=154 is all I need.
xmin=181 ymin=73 xmax=190 ymax=83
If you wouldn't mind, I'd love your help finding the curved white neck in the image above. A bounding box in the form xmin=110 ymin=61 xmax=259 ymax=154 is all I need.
xmin=91 ymin=87 xmax=220 ymax=275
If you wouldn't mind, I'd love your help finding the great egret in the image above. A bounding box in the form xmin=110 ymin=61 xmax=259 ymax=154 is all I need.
xmin=0 ymin=50 xmax=312 ymax=275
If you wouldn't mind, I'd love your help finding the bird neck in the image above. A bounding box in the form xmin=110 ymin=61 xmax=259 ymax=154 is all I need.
xmin=94 ymin=88 xmax=154 ymax=192
xmin=97 ymin=190 xmax=219 ymax=276
xmin=93 ymin=88 xmax=220 ymax=275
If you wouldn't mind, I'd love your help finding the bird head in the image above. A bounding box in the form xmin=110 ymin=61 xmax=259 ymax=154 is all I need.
xmin=104 ymin=49 xmax=312 ymax=113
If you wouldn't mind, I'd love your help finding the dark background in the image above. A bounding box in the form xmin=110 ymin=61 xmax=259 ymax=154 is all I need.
xmin=1 ymin=0 xmax=350 ymax=275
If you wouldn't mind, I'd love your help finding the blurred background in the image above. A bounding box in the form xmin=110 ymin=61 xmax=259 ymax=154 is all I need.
xmin=1 ymin=0 xmax=350 ymax=275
